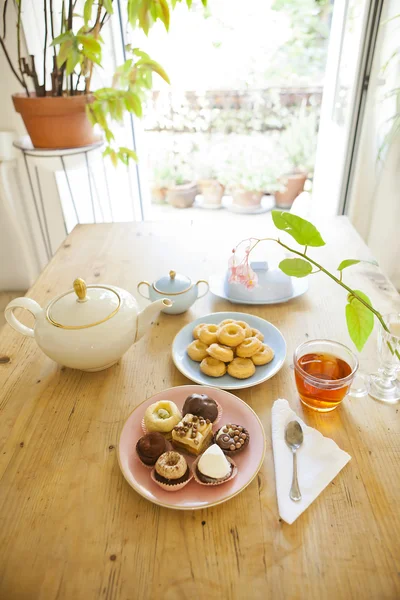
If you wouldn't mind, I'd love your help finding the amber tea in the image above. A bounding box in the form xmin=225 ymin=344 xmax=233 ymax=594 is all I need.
xmin=294 ymin=351 xmax=353 ymax=411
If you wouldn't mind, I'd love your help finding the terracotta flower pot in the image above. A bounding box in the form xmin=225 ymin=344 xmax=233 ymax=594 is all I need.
xmin=151 ymin=186 xmax=167 ymax=204
xmin=275 ymin=172 xmax=308 ymax=208
xmin=166 ymin=182 xmax=197 ymax=209
xmin=232 ymin=189 xmax=263 ymax=208
xmin=12 ymin=93 xmax=97 ymax=149
xmin=197 ymin=179 xmax=225 ymax=206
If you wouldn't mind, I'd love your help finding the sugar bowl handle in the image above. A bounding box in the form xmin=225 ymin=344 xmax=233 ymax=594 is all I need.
xmin=137 ymin=281 xmax=151 ymax=300
xmin=196 ymin=280 xmax=209 ymax=300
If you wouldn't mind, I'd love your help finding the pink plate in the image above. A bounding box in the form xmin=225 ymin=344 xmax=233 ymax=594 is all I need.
xmin=118 ymin=385 xmax=266 ymax=510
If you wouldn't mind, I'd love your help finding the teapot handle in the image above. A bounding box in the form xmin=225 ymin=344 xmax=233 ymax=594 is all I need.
xmin=196 ymin=280 xmax=210 ymax=299
xmin=137 ymin=281 xmax=151 ymax=301
xmin=4 ymin=297 xmax=43 ymax=338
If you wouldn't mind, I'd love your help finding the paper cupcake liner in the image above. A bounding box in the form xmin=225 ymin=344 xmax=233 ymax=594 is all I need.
xmin=150 ymin=467 xmax=193 ymax=492
xmin=214 ymin=401 xmax=223 ymax=427
xmin=192 ymin=455 xmax=237 ymax=486
xmin=213 ymin=426 xmax=250 ymax=456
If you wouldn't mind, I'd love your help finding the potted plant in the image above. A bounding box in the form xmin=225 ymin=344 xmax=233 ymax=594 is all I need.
xmin=197 ymin=164 xmax=225 ymax=207
xmin=165 ymin=162 xmax=197 ymax=209
xmin=150 ymin=164 xmax=174 ymax=205
xmin=275 ymin=103 xmax=317 ymax=208
xmin=222 ymin=162 xmax=284 ymax=210
xmin=1 ymin=0 xmax=203 ymax=159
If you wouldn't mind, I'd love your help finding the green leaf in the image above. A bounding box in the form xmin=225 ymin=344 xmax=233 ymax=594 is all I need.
xmin=66 ymin=47 xmax=80 ymax=75
xmin=345 ymin=290 xmax=374 ymax=352
xmin=158 ymin=0 xmax=170 ymax=30
xmin=272 ymin=210 xmax=326 ymax=247
xmin=51 ymin=31 xmax=74 ymax=46
xmin=338 ymin=259 xmax=360 ymax=271
xmin=83 ymin=0 xmax=94 ymax=26
xmin=186 ymin=0 xmax=193 ymax=7
xmin=127 ymin=0 xmax=140 ymax=27
xmin=77 ymin=34 xmax=102 ymax=55
xmin=56 ymin=40 xmax=74 ymax=68
xmin=103 ymin=0 xmax=114 ymax=14
xmin=104 ymin=128 xmax=114 ymax=143
xmin=137 ymin=58 xmax=170 ymax=83
xmin=119 ymin=146 xmax=138 ymax=161
xmin=124 ymin=91 xmax=142 ymax=117
xmin=132 ymin=48 xmax=150 ymax=59
xmin=279 ymin=258 xmax=312 ymax=278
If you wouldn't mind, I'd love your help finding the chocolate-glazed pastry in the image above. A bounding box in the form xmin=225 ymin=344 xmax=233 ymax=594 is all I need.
xmin=214 ymin=423 xmax=250 ymax=456
xmin=136 ymin=432 xmax=167 ymax=466
xmin=182 ymin=393 xmax=219 ymax=423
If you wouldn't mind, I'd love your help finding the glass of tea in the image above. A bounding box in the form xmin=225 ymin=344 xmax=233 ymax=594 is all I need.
xmin=294 ymin=340 xmax=361 ymax=412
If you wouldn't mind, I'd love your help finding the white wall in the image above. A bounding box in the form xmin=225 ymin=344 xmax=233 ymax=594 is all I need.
xmin=348 ymin=0 xmax=400 ymax=288
xmin=0 ymin=0 xmax=59 ymax=290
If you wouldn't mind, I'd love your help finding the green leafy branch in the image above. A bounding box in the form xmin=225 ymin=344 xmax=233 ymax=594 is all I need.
xmin=86 ymin=47 xmax=170 ymax=164
xmin=242 ymin=211 xmax=397 ymax=356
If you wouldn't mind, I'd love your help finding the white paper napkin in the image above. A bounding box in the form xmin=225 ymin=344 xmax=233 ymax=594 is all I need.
xmin=271 ymin=399 xmax=351 ymax=524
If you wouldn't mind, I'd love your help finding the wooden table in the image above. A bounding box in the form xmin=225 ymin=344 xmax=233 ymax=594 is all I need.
xmin=0 ymin=217 xmax=399 ymax=600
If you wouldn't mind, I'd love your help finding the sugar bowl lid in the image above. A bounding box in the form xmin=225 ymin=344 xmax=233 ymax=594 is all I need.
xmin=153 ymin=270 xmax=192 ymax=295
xmin=46 ymin=278 xmax=121 ymax=329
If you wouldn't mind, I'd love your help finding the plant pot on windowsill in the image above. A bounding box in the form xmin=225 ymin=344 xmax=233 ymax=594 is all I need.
xmin=166 ymin=182 xmax=197 ymax=209
xmin=151 ymin=186 xmax=167 ymax=204
xmin=275 ymin=171 xmax=308 ymax=209
xmin=231 ymin=188 xmax=264 ymax=208
xmin=12 ymin=93 xmax=97 ymax=149
xmin=197 ymin=179 xmax=225 ymax=206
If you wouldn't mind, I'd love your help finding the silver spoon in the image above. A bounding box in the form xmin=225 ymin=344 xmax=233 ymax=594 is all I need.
xmin=285 ymin=420 xmax=304 ymax=502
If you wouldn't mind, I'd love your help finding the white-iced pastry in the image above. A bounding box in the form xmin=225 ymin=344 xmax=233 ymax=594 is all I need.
xmin=197 ymin=444 xmax=231 ymax=479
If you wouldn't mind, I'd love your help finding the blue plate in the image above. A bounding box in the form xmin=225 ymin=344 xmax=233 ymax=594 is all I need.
xmin=172 ymin=311 xmax=287 ymax=390
xmin=209 ymin=274 xmax=308 ymax=305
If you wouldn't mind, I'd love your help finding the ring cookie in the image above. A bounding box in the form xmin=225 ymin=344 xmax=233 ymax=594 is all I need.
xmin=251 ymin=344 xmax=274 ymax=365
xmin=207 ymin=343 xmax=234 ymax=363
xmin=199 ymin=324 xmax=219 ymax=345
xmin=200 ymin=357 xmax=227 ymax=377
xmin=217 ymin=323 xmax=246 ymax=347
xmin=187 ymin=340 xmax=209 ymax=362
xmin=227 ymin=357 xmax=256 ymax=379
xmin=235 ymin=336 xmax=263 ymax=358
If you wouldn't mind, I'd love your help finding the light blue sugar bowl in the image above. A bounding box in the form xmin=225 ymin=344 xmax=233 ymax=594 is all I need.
xmin=137 ymin=270 xmax=209 ymax=315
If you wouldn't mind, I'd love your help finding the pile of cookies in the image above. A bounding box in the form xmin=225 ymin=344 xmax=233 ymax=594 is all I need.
xmin=186 ymin=318 xmax=274 ymax=379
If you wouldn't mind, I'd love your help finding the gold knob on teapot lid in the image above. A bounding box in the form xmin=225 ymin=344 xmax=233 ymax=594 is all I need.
xmin=73 ymin=278 xmax=88 ymax=302
xmin=169 ymin=270 xmax=176 ymax=280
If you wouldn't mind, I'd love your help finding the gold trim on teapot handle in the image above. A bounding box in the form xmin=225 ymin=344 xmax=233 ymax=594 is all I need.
xmin=196 ymin=280 xmax=209 ymax=299
xmin=137 ymin=281 xmax=151 ymax=300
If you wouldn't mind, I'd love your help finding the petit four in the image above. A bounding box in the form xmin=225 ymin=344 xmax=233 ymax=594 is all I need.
xmin=194 ymin=444 xmax=236 ymax=485
xmin=144 ymin=400 xmax=182 ymax=439
xmin=215 ymin=423 xmax=250 ymax=456
xmin=182 ymin=393 xmax=219 ymax=423
xmin=136 ymin=432 xmax=167 ymax=466
xmin=172 ymin=413 xmax=213 ymax=456
xmin=152 ymin=451 xmax=191 ymax=491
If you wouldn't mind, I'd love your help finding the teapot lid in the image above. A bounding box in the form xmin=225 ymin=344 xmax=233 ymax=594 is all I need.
xmin=46 ymin=278 xmax=121 ymax=329
xmin=153 ymin=270 xmax=192 ymax=295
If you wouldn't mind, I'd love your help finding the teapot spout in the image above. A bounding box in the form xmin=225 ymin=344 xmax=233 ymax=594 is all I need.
xmin=136 ymin=298 xmax=173 ymax=341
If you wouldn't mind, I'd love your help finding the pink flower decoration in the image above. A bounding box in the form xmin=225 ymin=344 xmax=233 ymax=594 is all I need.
xmin=227 ymin=242 xmax=259 ymax=289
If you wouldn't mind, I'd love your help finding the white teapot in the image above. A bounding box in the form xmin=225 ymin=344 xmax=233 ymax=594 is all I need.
xmin=4 ymin=278 xmax=172 ymax=372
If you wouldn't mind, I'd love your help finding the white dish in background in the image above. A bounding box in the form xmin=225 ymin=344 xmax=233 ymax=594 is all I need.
xmin=172 ymin=311 xmax=286 ymax=390
xmin=209 ymin=273 xmax=308 ymax=305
